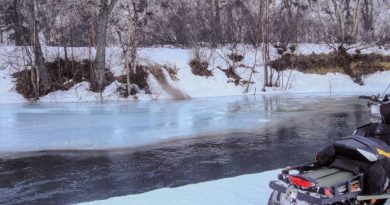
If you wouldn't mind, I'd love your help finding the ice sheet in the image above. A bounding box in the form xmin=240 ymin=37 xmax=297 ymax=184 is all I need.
xmin=0 ymin=94 xmax=367 ymax=153
xmin=0 ymin=96 xmax=270 ymax=152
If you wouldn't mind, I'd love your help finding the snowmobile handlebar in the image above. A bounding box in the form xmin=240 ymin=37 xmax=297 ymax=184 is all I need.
xmin=359 ymin=94 xmax=390 ymax=103
xmin=358 ymin=95 xmax=380 ymax=102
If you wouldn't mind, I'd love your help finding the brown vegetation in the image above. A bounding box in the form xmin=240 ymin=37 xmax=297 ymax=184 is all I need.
xmin=149 ymin=64 xmax=190 ymax=99
xmin=12 ymin=59 xmax=114 ymax=100
xmin=268 ymin=50 xmax=390 ymax=85
xmin=228 ymin=53 xmax=244 ymax=62
xmin=189 ymin=58 xmax=213 ymax=77
xmin=218 ymin=66 xmax=254 ymax=86
xmin=116 ymin=65 xmax=151 ymax=97
xmin=162 ymin=65 xmax=179 ymax=81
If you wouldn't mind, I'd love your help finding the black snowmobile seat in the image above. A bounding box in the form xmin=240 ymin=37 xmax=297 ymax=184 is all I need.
xmin=333 ymin=136 xmax=388 ymax=162
xmin=330 ymin=156 xmax=365 ymax=175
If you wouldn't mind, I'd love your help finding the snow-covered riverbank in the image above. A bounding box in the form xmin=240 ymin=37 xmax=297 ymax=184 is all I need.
xmin=78 ymin=169 xmax=279 ymax=205
xmin=1 ymin=44 xmax=390 ymax=104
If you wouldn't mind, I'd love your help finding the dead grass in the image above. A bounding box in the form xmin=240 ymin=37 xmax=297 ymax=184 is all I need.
xmin=189 ymin=58 xmax=213 ymax=77
xmin=217 ymin=66 xmax=251 ymax=86
xmin=12 ymin=58 xmax=114 ymax=100
xmin=149 ymin=64 xmax=190 ymax=99
xmin=116 ymin=65 xmax=151 ymax=97
xmin=228 ymin=53 xmax=244 ymax=62
xmin=268 ymin=51 xmax=390 ymax=85
xmin=162 ymin=65 xmax=179 ymax=81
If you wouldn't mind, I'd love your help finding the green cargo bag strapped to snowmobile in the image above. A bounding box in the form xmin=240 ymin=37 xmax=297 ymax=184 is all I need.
xmin=268 ymin=93 xmax=390 ymax=205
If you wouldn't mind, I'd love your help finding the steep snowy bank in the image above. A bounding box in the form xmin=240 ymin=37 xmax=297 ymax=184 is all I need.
xmin=0 ymin=45 xmax=389 ymax=104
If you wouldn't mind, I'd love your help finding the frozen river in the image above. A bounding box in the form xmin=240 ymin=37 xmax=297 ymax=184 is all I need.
xmin=1 ymin=95 xmax=274 ymax=153
xmin=0 ymin=94 xmax=368 ymax=153
xmin=0 ymin=94 xmax=373 ymax=204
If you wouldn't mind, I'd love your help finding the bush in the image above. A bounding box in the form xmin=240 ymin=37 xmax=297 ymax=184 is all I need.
xmin=12 ymin=58 xmax=115 ymax=100
xmin=268 ymin=51 xmax=390 ymax=85
xmin=116 ymin=65 xmax=151 ymax=97
xmin=218 ymin=66 xmax=243 ymax=85
xmin=189 ymin=58 xmax=213 ymax=77
xmin=163 ymin=65 xmax=179 ymax=81
xmin=228 ymin=53 xmax=244 ymax=62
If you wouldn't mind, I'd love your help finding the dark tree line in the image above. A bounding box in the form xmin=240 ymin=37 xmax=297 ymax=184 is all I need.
xmin=2 ymin=0 xmax=389 ymax=47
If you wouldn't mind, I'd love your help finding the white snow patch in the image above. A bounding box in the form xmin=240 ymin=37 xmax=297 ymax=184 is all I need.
xmin=78 ymin=169 xmax=280 ymax=205
xmin=0 ymin=69 xmax=26 ymax=104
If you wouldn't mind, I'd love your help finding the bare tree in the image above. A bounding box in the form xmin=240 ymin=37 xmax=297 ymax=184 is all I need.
xmin=114 ymin=0 xmax=149 ymax=97
xmin=330 ymin=0 xmax=362 ymax=44
xmin=93 ymin=0 xmax=118 ymax=92
xmin=261 ymin=0 xmax=270 ymax=92
xmin=22 ymin=0 xmax=51 ymax=98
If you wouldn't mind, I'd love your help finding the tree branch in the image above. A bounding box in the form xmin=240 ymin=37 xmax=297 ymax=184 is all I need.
xmin=108 ymin=0 xmax=118 ymax=14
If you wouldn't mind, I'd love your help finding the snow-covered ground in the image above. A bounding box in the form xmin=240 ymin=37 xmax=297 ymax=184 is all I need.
xmin=78 ymin=169 xmax=279 ymax=205
xmin=0 ymin=44 xmax=389 ymax=104
xmin=78 ymin=168 xmax=390 ymax=205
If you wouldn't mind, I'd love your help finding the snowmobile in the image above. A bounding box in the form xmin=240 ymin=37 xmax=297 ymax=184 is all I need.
xmin=268 ymin=93 xmax=390 ymax=205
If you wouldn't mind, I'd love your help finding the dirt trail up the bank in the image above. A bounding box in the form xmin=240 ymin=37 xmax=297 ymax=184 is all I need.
xmin=149 ymin=64 xmax=191 ymax=99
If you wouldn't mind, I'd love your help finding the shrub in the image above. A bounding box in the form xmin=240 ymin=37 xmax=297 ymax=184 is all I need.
xmin=116 ymin=65 xmax=151 ymax=97
xmin=163 ymin=65 xmax=179 ymax=81
xmin=268 ymin=51 xmax=390 ymax=85
xmin=189 ymin=58 xmax=213 ymax=77
xmin=12 ymin=58 xmax=115 ymax=100
xmin=228 ymin=53 xmax=244 ymax=62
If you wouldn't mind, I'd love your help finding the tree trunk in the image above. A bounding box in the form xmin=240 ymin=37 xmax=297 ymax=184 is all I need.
xmin=362 ymin=0 xmax=374 ymax=31
xmin=94 ymin=9 xmax=108 ymax=92
xmin=25 ymin=0 xmax=51 ymax=97
xmin=261 ymin=0 xmax=269 ymax=92
xmin=351 ymin=0 xmax=362 ymax=39
xmin=332 ymin=0 xmax=346 ymax=43
xmin=93 ymin=0 xmax=118 ymax=92
xmin=210 ymin=0 xmax=222 ymax=47
xmin=124 ymin=0 xmax=145 ymax=98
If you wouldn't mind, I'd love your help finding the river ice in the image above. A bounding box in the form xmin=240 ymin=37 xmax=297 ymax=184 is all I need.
xmin=0 ymin=94 xmax=369 ymax=153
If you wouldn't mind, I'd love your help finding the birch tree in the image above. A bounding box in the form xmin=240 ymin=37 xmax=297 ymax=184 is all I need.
xmin=260 ymin=0 xmax=270 ymax=92
xmin=114 ymin=0 xmax=149 ymax=97
xmin=23 ymin=0 xmax=51 ymax=98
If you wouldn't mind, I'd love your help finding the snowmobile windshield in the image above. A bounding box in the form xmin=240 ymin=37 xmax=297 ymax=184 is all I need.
xmin=370 ymin=104 xmax=381 ymax=117
xmin=369 ymin=104 xmax=382 ymax=123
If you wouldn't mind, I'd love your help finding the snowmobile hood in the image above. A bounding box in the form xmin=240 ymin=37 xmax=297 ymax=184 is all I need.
xmin=334 ymin=135 xmax=390 ymax=162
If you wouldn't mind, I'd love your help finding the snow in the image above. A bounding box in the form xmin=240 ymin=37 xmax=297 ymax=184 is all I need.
xmin=78 ymin=166 xmax=390 ymax=205
xmin=0 ymin=44 xmax=389 ymax=104
xmin=0 ymin=69 xmax=25 ymax=104
xmin=78 ymin=169 xmax=280 ymax=205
